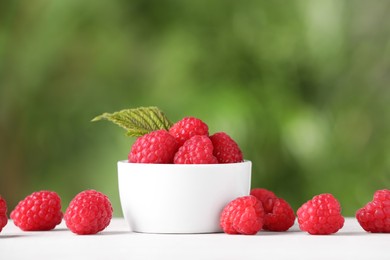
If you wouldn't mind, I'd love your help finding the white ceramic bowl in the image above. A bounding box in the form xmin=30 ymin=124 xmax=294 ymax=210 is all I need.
xmin=117 ymin=160 xmax=251 ymax=233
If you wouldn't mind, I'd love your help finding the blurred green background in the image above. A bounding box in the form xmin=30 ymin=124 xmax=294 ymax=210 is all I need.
xmin=1 ymin=0 xmax=389 ymax=217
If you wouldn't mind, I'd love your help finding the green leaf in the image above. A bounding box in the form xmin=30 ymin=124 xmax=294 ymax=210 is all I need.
xmin=91 ymin=106 xmax=173 ymax=137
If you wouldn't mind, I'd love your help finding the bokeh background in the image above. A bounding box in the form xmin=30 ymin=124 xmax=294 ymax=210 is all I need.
xmin=1 ymin=0 xmax=389 ymax=216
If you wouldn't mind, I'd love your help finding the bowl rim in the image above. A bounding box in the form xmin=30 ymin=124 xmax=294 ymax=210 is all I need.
xmin=117 ymin=160 xmax=251 ymax=168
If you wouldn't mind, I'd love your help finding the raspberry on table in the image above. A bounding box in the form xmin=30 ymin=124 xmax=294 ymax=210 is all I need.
xmin=169 ymin=117 xmax=209 ymax=146
xmin=250 ymin=188 xmax=295 ymax=231
xmin=263 ymin=198 xmax=295 ymax=231
xmin=220 ymin=195 xmax=264 ymax=235
xmin=10 ymin=191 xmax=63 ymax=231
xmin=356 ymin=189 xmax=390 ymax=233
xmin=129 ymin=130 xmax=179 ymax=163
xmin=297 ymin=193 xmax=344 ymax=235
xmin=173 ymin=135 xmax=218 ymax=164
xmin=210 ymin=132 xmax=243 ymax=163
xmin=0 ymin=195 xmax=8 ymax=232
xmin=250 ymin=188 xmax=278 ymax=213
xmin=64 ymin=190 xmax=113 ymax=235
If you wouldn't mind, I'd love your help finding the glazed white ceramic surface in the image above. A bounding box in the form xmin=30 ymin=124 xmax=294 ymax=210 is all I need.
xmin=117 ymin=160 xmax=251 ymax=233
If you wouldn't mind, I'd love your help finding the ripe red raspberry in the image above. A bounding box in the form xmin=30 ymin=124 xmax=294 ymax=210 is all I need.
xmin=0 ymin=195 xmax=8 ymax=232
xmin=173 ymin=135 xmax=218 ymax=164
xmin=169 ymin=117 xmax=209 ymax=146
xmin=250 ymin=188 xmax=295 ymax=231
xmin=210 ymin=132 xmax=243 ymax=163
xmin=64 ymin=190 xmax=113 ymax=235
xmin=263 ymin=198 xmax=295 ymax=231
xmin=356 ymin=189 xmax=390 ymax=233
xmin=10 ymin=191 xmax=62 ymax=231
xmin=250 ymin=188 xmax=277 ymax=212
xmin=129 ymin=130 xmax=179 ymax=163
xmin=297 ymin=193 xmax=344 ymax=235
xmin=220 ymin=195 xmax=264 ymax=235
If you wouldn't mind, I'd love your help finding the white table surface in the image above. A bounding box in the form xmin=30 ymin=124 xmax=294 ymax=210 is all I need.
xmin=0 ymin=218 xmax=389 ymax=260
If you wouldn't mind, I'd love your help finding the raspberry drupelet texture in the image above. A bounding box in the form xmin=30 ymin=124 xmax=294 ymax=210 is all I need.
xmin=129 ymin=130 xmax=179 ymax=163
xmin=356 ymin=189 xmax=390 ymax=233
xmin=220 ymin=195 xmax=264 ymax=235
xmin=0 ymin=195 xmax=8 ymax=232
xmin=210 ymin=132 xmax=243 ymax=163
xmin=174 ymin=135 xmax=218 ymax=164
xmin=250 ymin=188 xmax=295 ymax=231
xmin=297 ymin=193 xmax=344 ymax=235
xmin=250 ymin=188 xmax=278 ymax=213
xmin=169 ymin=117 xmax=209 ymax=146
xmin=64 ymin=190 xmax=113 ymax=235
xmin=10 ymin=191 xmax=62 ymax=231
xmin=263 ymin=198 xmax=295 ymax=231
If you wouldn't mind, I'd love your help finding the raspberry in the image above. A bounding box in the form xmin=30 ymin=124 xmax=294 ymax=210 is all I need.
xmin=250 ymin=188 xmax=278 ymax=212
xmin=10 ymin=191 xmax=62 ymax=231
xmin=297 ymin=193 xmax=344 ymax=235
xmin=250 ymin=188 xmax=295 ymax=231
xmin=210 ymin=132 xmax=243 ymax=163
xmin=173 ymin=135 xmax=218 ymax=164
xmin=356 ymin=189 xmax=390 ymax=233
xmin=0 ymin=195 xmax=8 ymax=232
xmin=129 ymin=130 xmax=179 ymax=163
xmin=263 ymin=198 xmax=295 ymax=231
xmin=220 ymin=195 xmax=264 ymax=235
xmin=64 ymin=190 xmax=113 ymax=235
xmin=169 ymin=117 xmax=209 ymax=146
